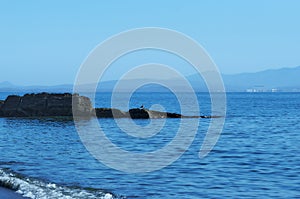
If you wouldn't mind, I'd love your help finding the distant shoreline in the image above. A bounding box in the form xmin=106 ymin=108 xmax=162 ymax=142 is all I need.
xmin=1 ymin=65 xmax=300 ymax=92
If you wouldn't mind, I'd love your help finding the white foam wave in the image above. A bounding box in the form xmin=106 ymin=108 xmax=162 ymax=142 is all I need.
xmin=0 ymin=168 xmax=118 ymax=199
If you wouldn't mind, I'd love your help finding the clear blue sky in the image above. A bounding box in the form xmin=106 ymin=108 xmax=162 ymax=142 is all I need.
xmin=1 ymin=0 xmax=300 ymax=85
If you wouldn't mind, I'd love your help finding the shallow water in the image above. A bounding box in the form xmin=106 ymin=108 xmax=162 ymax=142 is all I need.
xmin=1 ymin=92 xmax=300 ymax=198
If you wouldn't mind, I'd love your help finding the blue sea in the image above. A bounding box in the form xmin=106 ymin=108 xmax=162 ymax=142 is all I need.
xmin=0 ymin=92 xmax=300 ymax=198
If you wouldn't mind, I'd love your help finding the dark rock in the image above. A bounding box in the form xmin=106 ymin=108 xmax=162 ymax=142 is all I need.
xmin=0 ymin=93 xmax=92 ymax=117
xmin=95 ymin=108 xmax=128 ymax=118
xmin=128 ymin=109 xmax=182 ymax=119
xmin=0 ymin=100 xmax=3 ymax=114
xmin=0 ymin=95 xmax=22 ymax=117
xmin=200 ymin=115 xmax=222 ymax=118
xmin=166 ymin=112 xmax=182 ymax=118
xmin=129 ymin=108 xmax=150 ymax=119
xmin=19 ymin=93 xmax=48 ymax=116
xmin=0 ymin=100 xmax=5 ymax=113
xmin=96 ymin=108 xmax=183 ymax=119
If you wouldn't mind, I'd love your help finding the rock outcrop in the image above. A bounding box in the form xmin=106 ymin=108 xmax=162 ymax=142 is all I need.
xmin=0 ymin=100 xmax=4 ymax=110
xmin=129 ymin=108 xmax=151 ymax=119
xmin=0 ymin=93 xmax=220 ymax=119
xmin=0 ymin=93 xmax=92 ymax=117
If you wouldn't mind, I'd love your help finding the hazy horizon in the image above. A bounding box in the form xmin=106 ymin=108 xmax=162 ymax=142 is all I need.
xmin=0 ymin=65 xmax=299 ymax=87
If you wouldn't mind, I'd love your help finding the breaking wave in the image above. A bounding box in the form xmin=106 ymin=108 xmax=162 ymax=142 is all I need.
xmin=0 ymin=168 xmax=122 ymax=199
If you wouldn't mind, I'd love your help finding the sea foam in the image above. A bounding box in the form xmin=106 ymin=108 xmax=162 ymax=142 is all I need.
xmin=0 ymin=168 xmax=119 ymax=199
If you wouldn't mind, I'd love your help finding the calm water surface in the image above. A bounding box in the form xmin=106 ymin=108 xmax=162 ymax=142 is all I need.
xmin=0 ymin=92 xmax=300 ymax=198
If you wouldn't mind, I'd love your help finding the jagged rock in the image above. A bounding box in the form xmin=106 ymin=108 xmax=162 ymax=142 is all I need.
xmin=72 ymin=94 xmax=93 ymax=117
xmin=129 ymin=108 xmax=150 ymax=119
xmin=0 ymin=93 xmax=92 ymax=117
xmin=0 ymin=95 xmax=22 ymax=117
xmin=95 ymin=108 xmax=128 ymax=118
xmin=0 ymin=100 xmax=4 ymax=111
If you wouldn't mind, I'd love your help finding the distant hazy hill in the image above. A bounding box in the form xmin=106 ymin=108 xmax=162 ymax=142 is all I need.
xmin=1 ymin=66 xmax=300 ymax=92
xmin=0 ymin=82 xmax=73 ymax=92
xmin=222 ymin=66 xmax=300 ymax=91
xmin=0 ymin=81 xmax=17 ymax=88
xmin=187 ymin=66 xmax=300 ymax=92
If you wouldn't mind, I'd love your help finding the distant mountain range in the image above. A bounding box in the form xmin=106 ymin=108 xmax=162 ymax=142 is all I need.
xmin=222 ymin=66 xmax=300 ymax=92
xmin=1 ymin=66 xmax=300 ymax=92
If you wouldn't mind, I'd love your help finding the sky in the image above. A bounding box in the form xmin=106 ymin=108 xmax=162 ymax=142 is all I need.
xmin=0 ymin=0 xmax=300 ymax=86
